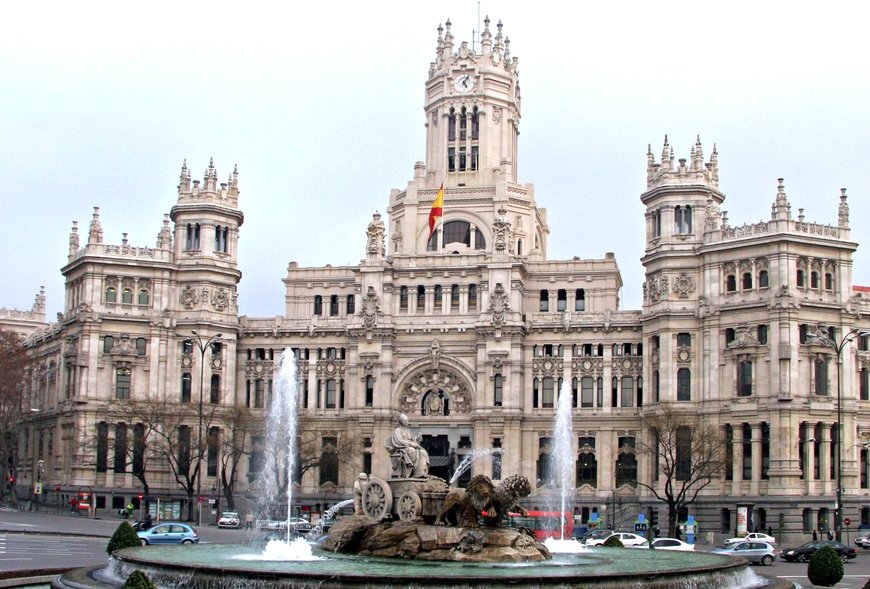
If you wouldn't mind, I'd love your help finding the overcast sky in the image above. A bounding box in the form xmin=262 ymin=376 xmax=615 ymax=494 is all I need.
xmin=2 ymin=1 xmax=868 ymax=320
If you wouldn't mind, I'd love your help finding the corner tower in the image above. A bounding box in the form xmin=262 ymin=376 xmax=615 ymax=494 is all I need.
xmin=170 ymin=159 xmax=244 ymax=320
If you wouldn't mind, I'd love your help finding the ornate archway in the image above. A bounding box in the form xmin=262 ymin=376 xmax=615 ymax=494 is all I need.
xmin=393 ymin=341 xmax=476 ymax=417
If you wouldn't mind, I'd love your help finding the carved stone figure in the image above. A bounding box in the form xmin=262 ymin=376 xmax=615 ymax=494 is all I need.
xmin=353 ymin=473 xmax=369 ymax=514
xmin=360 ymin=286 xmax=381 ymax=328
xmin=434 ymin=474 xmax=531 ymax=527
xmin=366 ymin=212 xmax=386 ymax=257
xmin=488 ymin=283 xmax=510 ymax=326
xmin=492 ymin=206 xmax=511 ymax=253
xmin=429 ymin=339 xmax=442 ymax=372
xmin=384 ymin=413 xmax=430 ymax=477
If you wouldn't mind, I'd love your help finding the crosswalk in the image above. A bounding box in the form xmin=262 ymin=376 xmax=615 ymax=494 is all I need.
xmin=0 ymin=534 xmax=102 ymax=559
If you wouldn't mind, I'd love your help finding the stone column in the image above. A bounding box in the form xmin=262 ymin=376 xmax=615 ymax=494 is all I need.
xmin=750 ymin=423 xmax=762 ymax=495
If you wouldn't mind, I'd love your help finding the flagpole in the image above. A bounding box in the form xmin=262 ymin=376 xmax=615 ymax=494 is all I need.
xmin=440 ymin=183 xmax=445 ymax=253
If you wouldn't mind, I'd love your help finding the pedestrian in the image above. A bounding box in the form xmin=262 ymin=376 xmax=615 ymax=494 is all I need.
xmin=69 ymin=497 xmax=77 ymax=514
xmin=127 ymin=502 xmax=135 ymax=519
xmin=144 ymin=512 xmax=153 ymax=529
xmin=812 ymin=529 xmax=818 ymax=541
xmin=767 ymin=526 xmax=772 ymax=537
xmin=675 ymin=527 xmax=681 ymax=541
xmin=827 ymin=529 xmax=833 ymax=541
xmin=245 ymin=512 xmax=254 ymax=530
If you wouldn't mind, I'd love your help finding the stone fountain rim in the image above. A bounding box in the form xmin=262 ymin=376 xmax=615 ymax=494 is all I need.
xmin=112 ymin=545 xmax=750 ymax=583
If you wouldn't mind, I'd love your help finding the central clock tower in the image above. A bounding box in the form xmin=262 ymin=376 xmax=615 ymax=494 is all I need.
xmin=424 ymin=17 xmax=521 ymax=185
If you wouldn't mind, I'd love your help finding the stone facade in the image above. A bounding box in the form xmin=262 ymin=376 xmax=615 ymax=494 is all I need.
xmin=12 ymin=19 xmax=870 ymax=542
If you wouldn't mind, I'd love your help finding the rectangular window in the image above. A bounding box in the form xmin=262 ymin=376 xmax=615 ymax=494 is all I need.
xmin=541 ymin=377 xmax=556 ymax=409
xmin=539 ymin=290 xmax=549 ymax=312
xmin=743 ymin=424 xmax=753 ymax=481
xmin=757 ymin=325 xmax=768 ymax=345
xmin=677 ymin=332 xmax=691 ymax=347
xmin=114 ymin=424 xmax=127 ymax=473
xmin=676 ymin=427 xmax=691 ymax=480
xmin=346 ymin=294 xmax=355 ymax=315
xmin=116 ymin=369 xmax=131 ymax=400
xmin=738 ymin=361 xmax=752 ymax=397
xmin=103 ymin=336 xmax=114 ymax=353
xmin=399 ymin=286 xmax=408 ymax=310
xmin=557 ymin=289 xmax=567 ymax=312
xmin=861 ymin=370 xmax=869 ymax=401
xmin=451 ymin=285 xmax=460 ymax=309
xmin=136 ymin=338 xmax=147 ymax=356
xmin=581 ymin=377 xmax=594 ymax=408
xmin=470 ymin=145 xmax=479 ymax=171
xmin=468 ymin=284 xmax=477 ymax=309
xmin=177 ymin=426 xmax=191 ymax=476
xmin=815 ymin=359 xmax=828 ymax=395
xmin=325 ymin=379 xmax=336 ymax=409
xmin=575 ymin=289 xmax=585 ymax=312
xmin=254 ymin=379 xmax=264 ymax=408
xmin=207 ymin=427 xmax=219 ymax=477
xmin=96 ymin=422 xmax=108 ymax=473
xmin=181 ymin=373 xmax=192 ymax=403
xmin=365 ymin=376 xmax=374 ymax=407
xmin=448 ymin=148 xmax=456 ymax=172
xmin=621 ymin=376 xmax=634 ymax=407
xmin=133 ymin=424 xmax=145 ymax=476
xmin=677 ymin=368 xmax=691 ymax=401
xmin=320 ymin=437 xmax=338 ymax=485
xmin=493 ymin=374 xmax=503 ymax=407
xmin=761 ymin=423 xmax=770 ymax=480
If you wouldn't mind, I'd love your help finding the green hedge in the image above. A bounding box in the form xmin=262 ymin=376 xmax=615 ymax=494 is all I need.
xmin=107 ymin=521 xmax=141 ymax=555
xmin=120 ymin=570 xmax=156 ymax=589
xmin=807 ymin=545 xmax=844 ymax=587
xmin=602 ymin=535 xmax=624 ymax=548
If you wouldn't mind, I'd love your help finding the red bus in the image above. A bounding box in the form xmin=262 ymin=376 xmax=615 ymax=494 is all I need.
xmin=509 ymin=510 xmax=573 ymax=541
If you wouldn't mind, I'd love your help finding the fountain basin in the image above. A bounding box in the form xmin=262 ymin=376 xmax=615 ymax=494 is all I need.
xmin=96 ymin=543 xmax=788 ymax=589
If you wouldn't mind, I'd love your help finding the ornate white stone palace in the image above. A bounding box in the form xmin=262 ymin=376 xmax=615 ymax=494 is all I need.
xmin=11 ymin=18 xmax=870 ymax=540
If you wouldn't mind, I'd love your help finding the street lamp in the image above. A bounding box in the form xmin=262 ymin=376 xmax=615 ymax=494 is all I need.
xmin=187 ymin=330 xmax=222 ymax=527
xmin=807 ymin=326 xmax=870 ymax=542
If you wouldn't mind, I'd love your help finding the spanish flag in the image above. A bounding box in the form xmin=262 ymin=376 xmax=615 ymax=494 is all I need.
xmin=428 ymin=183 xmax=444 ymax=238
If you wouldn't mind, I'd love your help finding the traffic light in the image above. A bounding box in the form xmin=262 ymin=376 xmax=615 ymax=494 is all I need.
xmin=650 ymin=509 xmax=659 ymax=528
xmin=6 ymin=475 xmax=13 ymax=489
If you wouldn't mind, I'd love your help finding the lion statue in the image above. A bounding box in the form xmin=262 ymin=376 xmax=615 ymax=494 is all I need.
xmin=435 ymin=473 xmax=531 ymax=527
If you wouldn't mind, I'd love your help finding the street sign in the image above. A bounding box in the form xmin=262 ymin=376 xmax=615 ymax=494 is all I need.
xmin=198 ymin=496 xmax=203 ymax=504
xmin=34 ymin=482 xmax=43 ymax=495
xmin=844 ymin=517 xmax=851 ymax=526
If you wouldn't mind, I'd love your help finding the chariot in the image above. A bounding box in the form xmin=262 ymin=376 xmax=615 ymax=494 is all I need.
xmin=361 ymin=475 xmax=449 ymax=522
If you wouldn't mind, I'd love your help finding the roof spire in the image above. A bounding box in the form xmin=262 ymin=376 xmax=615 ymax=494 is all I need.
xmin=838 ymin=188 xmax=850 ymax=229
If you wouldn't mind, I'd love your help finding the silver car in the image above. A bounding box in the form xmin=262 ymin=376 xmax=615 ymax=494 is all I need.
xmin=712 ymin=541 xmax=776 ymax=565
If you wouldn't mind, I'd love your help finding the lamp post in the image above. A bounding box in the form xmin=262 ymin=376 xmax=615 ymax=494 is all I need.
xmin=807 ymin=327 xmax=870 ymax=542
xmin=187 ymin=330 xmax=222 ymax=527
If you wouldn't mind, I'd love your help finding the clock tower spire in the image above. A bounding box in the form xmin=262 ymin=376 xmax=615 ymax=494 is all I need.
xmin=424 ymin=16 xmax=521 ymax=186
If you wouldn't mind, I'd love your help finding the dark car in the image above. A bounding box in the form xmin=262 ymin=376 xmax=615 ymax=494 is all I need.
xmin=780 ymin=540 xmax=857 ymax=563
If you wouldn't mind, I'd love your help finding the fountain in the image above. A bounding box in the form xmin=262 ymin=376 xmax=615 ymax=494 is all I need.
xmin=543 ymin=380 xmax=583 ymax=554
xmin=62 ymin=345 xmax=788 ymax=588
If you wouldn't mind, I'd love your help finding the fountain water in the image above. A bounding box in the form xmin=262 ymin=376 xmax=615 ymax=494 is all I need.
xmin=551 ymin=380 xmax=575 ymax=541
xmin=254 ymin=349 xmax=300 ymax=543
xmin=448 ymin=448 xmax=493 ymax=485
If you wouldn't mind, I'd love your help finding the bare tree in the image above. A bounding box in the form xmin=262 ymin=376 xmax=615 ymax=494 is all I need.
xmin=636 ymin=404 xmax=726 ymax=537
xmin=218 ymin=406 xmax=258 ymax=511
xmin=0 ymin=328 xmax=29 ymax=504
xmin=147 ymin=400 xmax=221 ymax=521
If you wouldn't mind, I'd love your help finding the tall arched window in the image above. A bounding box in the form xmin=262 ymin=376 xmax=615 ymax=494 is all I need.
xmin=121 ymin=288 xmax=133 ymax=304
xmin=417 ymin=285 xmax=425 ymax=310
xmin=210 ymin=374 xmax=220 ymax=404
xmin=742 ymin=272 xmax=753 ymax=290
xmin=557 ymin=289 xmax=567 ymax=311
xmin=313 ymin=295 xmax=323 ymax=316
xmin=181 ymin=372 xmax=192 ymax=403
xmin=137 ymin=289 xmax=149 ymax=306
xmin=105 ymin=287 xmax=117 ymax=303
xmin=758 ymin=269 xmax=769 ymax=288
xmin=677 ymin=368 xmax=691 ymax=401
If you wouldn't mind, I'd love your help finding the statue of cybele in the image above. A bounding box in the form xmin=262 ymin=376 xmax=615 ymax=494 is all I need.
xmin=384 ymin=413 xmax=430 ymax=477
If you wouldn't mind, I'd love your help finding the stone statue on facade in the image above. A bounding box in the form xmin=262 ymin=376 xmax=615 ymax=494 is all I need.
xmin=366 ymin=212 xmax=386 ymax=257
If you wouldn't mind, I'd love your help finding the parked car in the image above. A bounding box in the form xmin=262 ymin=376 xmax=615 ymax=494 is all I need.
xmin=712 ymin=541 xmax=776 ymax=565
xmin=651 ymin=538 xmax=694 ymax=551
xmin=218 ymin=511 xmax=241 ymax=529
xmin=586 ymin=532 xmax=648 ymax=548
xmin=855 ymin=534 xmax=870 ymax=549
xmin=137 ymin=522 xmax=199 ymax=545
xmin=779 ymin=540 xmax=857 ymax=563
xmin=260 ymin=517 xmax=311 ymax=532
xmin=580 ymin=529 xmax=613 ymax=545
xmin=724 ymin=532 xmax=776 ymax=545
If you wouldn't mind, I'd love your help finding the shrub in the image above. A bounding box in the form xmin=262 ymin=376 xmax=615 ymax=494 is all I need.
xmin=107 ymin=521 xmax=141 ymax=555
xmin=807 ymin=545 xmax=844 ymax=587
xmin=120 ymin=570 xmax=156 ymax=589
xmin=602 ymin=535 xmax=624 ymax=548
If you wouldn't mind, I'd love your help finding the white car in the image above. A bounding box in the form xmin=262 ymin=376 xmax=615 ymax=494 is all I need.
xmin=586 ymin=532 xmax=649 ymax=548
xmin=724 ymin=532 xmax=776 ymax=545
xmin=651 ymin=537 xmax=695 ymax=551
xmin=217 ymin=511 xmax=240 ymax=528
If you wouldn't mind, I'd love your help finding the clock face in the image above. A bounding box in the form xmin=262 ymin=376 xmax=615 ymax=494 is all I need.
xmin=453 ymin=74 xmax=473 ymax=93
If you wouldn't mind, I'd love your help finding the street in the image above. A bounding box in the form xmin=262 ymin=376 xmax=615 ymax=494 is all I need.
xmin=1 ymin=508 xmax=870 ymax=587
